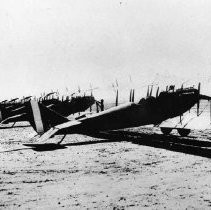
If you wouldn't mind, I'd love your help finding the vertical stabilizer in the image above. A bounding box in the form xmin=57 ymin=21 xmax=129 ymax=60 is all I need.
xmin=30 ymin=100 xmax=44 ymax=134
xmin=29 ymin=100 xmax=69 ymax=135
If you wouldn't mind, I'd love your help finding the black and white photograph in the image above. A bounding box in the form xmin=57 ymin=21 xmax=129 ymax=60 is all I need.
xmin=1 ymin=0 xmax=211 ymax=209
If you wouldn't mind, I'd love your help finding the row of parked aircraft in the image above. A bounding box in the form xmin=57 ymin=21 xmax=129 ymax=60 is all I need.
xmin=0 ymin=83 xmax=211 ymax=149
xmin=0 ymin=93 xmax=97 ymax=125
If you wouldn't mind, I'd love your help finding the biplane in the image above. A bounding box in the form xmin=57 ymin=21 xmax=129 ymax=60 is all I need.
xmin=0 ymin=96 xmax=32 ymax=123
xmin=24 ymin=83 xmax=211 ymax=145
xmin=0 ymin=90 xmax=97 ymax=127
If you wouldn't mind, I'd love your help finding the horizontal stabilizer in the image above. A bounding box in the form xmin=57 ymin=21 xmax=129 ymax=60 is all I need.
xmin=37 ymin=120 xmax=82 ymax=143
xmin=34 ymin=127 xmax=60 ymax=143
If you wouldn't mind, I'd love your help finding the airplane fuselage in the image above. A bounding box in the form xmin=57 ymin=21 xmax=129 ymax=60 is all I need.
xmin=57 ymin=89 xmax=198 ymax=134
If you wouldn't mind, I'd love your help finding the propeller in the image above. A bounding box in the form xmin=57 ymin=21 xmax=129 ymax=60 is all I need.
xmin=115 ymin=89 xmax=119 ymax=106
xmin=156 ymin=87 xmax=159 ymax=98
xmin=112 ymin=79 xmax=119 ymax=106
xmin=78 ymin=86 xmax=81 ymax=94
xmin=89 ymin=84 xmax=93 ymax=112
xmin=197 ymin=82 xmax=201 ymax=116
xmin=129 ymin=89 xmax=132 ymax=102
xmin=90 ymin=83 xmax=93 ymax=97
xmin=129 ymin=89 xmax=135 ymax=102
xmin=131 ymin=89 xmax=135 ymax=102
xmin=129 ymin=75 xmax=135 ymax=102
xmin=149 ymin=86 xmax=153 ymax=97
xmin=146 ymin=86 xmax=149 ymax=97
xmin=115 ymin=80 xmax=119 ymax=106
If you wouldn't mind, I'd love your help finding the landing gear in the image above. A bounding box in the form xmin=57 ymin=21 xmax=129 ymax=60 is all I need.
xmin=161 ymin=127 xmax=172 ymax=135
xmin=177 ymin=128 xmax=190 ymax=137
xmin=160 ymin=127 xmax=191 ymax=137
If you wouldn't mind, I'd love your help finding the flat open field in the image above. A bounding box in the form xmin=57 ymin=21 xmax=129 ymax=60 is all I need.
xmin=1 ymin=124 xmax=211 ymax=209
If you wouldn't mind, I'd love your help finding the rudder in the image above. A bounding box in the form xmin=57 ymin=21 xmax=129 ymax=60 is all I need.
xmin=28 ymin=100 xmax=69 ymax=135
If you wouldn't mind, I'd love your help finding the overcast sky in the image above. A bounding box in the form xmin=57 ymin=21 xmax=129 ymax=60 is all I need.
xmin=1 ymin=0 xmax=211 ymax=100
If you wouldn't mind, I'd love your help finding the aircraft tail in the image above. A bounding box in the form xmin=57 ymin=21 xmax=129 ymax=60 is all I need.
xmin=28 ymin=100 xmax=69 ymax=135
xmin=0 ymin=106 xmax=9 ymax=122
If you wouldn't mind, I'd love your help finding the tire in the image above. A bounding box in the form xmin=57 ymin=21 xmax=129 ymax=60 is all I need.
xmin=161 ymin=127 xmax=172 ymax=135
xmin=177 ymin=128 xmax=190 ymax=137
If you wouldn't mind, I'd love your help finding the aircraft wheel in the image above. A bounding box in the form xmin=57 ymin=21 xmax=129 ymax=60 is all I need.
xmin=177 ymin=128 xmax=190 ymax=137
xmin=161 ymin=127 xmax=172 ymax=135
